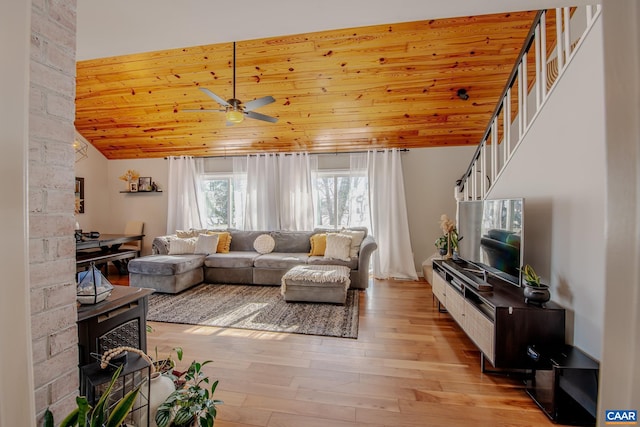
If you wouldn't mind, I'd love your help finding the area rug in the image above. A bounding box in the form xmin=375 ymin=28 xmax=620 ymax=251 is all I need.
xmin=147 ymin=284 xmax=359 ymax=339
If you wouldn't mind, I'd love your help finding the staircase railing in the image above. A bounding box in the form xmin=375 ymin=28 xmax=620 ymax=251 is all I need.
xmin=456 ymin=5 xmax=602 ymax=201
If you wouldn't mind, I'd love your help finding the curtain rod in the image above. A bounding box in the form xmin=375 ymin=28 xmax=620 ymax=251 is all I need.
xmin=164 ymin=148 xmax=409 ymax=160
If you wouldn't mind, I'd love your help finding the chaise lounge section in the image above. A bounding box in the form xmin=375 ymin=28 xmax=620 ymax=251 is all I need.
xmin=128 ymin=228 xmax=377 ymax=294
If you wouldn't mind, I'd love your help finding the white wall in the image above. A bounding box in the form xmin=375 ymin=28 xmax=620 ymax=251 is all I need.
xmin=74 ymin=142 xmax=110 ymax=232
xmin=486 ymin=19 xmax=606 ymax=360
xmin=76 ymin=153 xmax=168 ymax=256
xmin=599 ymin=0 xmax=640 ymax=413
xmin=403 ymin=146 xmax=477 ymax=275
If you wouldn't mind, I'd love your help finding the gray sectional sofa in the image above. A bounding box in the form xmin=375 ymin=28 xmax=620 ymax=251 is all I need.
xmin=128 ymin=228 xmax=377 ymax=294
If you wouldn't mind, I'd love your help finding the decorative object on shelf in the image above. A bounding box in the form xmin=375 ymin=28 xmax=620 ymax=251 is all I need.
xmin=119 ymin=169 xmax=140 ymax=190
xmin=138 ymin=176 xmax=152 ymax=192
xmin=129 ymin=181 xmax=138 ymax=192
xmin=155 ymin=358 xmax=223 ymax=427
xmin=436 ymin=214 xmax=461 ymax=259
xmin=43 ymin=364 xmax=142 ymax=427
xmin=77 ymin=262 xmax=113 ymax=304
xmin=73 ymin=131 xmax=89 ymax=162
xmin=100 ymin=346 xmax=154 ymax=371
xmin=520 ymin=264 xmax=551 ymax=306
xmin=149 ymin=372 xmax=176 ymax=427
xmin=75 ymin=177 xmax=85 ymax=214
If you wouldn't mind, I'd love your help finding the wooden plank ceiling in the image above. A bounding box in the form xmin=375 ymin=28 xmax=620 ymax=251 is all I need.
xmin=75 ymin=11 xmax=538 ymax=159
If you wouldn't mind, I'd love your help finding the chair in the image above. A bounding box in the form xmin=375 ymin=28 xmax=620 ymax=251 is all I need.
xmin=120 ymin=220 xmax=144 ymax=256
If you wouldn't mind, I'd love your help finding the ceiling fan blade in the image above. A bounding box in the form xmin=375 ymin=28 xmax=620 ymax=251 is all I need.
xmin=245 ymin=110 xmax=278 ymax=123
xmin=244 ymin=96 xmax=275 ymax=112
xmin=199 ymin=87 xmax=230 ymax=107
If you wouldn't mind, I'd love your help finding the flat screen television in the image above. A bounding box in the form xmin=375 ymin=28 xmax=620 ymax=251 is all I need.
xmin=457 ymin=198 xmax=524 ymax=286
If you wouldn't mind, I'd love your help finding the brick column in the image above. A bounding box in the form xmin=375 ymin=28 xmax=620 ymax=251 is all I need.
xmin=29 ymin=0 xmax=79 ymax=423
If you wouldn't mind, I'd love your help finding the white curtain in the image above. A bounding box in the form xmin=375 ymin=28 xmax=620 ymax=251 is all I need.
xmin=233 ymin=153 xmax=316 ymax=230
xmin=166 ymin=156 xmax=205 ymax=234
xmin=362 ymin=149 xmax=418 ymax=280
xmin=279 ymin=153 xmax=317 ymax=230
xmin=239 ymin=154 xmax=281 ymax=230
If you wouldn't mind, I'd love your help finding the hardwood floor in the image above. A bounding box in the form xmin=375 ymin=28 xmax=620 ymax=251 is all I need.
xmin=136 ymin=275 xmax=554 ymax=427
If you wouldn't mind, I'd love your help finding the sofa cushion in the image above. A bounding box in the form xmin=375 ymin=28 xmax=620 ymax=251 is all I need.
xmin=307 ymin=255 xmax=358 ymax=270
xmin=208 ymin=231 xmax=232 ymax=253
xmin=253 ymin=253 xmax=309 ymax=269
xmin=324 ymin=233 xmax=352 ymax=261
xmin=338 ymin=229 xmax=366 ymax=258
xmin=127 ymin=254 xmax=205 ymax=276
xmin=195 ymin=233 xmax=219 ymax=255
xmin=204 ymin=251 xmax=259 ymax=268
xmin=229 ymin=230 xmax=267 ymax=251
xmin=309 ymin=233 xmax=327 ymax=256
xmin=271 ymin=231 xmax=314 ymax=253
xmin=168 ymin=237 xmax=197 ymax=255
xmin=253 ymin=234 xmax=276 ymax=254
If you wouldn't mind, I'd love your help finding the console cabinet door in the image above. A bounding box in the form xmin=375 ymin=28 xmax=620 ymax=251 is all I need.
xmin=464 ymin=302 xmax=495 ymax=364
xmin=432 ymin=271 xmax=447 ymax=305
xmin=445 ymin=285 xmax=465 ymax=326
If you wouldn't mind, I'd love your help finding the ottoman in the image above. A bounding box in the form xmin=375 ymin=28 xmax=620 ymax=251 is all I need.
xmin=128 ymin=254 xmax=205 ymax=294
xmin=281 ymin=264 xmax=351 ymax=304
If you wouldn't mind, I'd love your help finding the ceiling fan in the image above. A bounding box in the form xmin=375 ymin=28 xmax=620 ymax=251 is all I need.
xmin=185 ymin=42 xmax=278 ymax=125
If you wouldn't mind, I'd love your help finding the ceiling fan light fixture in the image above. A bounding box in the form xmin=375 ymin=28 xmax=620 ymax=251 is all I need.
xmin=226 ymin=109 xmax=244 ymax=123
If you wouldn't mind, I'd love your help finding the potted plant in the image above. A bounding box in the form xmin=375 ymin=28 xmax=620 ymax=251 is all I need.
xmin=155 ymin=359 xmax=223 ymax=427
xmin=520 ymin=264 xmax=551 ymax=305
xmin=43 ymin=364 xmax=141 ymax=427
xmin=434 ymin=235 xmax=448 ymax=256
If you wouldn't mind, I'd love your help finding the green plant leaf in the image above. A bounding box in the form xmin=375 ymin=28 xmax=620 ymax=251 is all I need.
xmin=104 ymin=385 xmax=141 ymax=427
xmin=90 ymin=364 xmax=123 ymax=427
xmin=155 ymin=406 xmax=171 ymax=427
xmin=173 ymin=407 xmax=194 ymax=426
xmin=59 ymin=407 xmax=79 ymax=427
xmin=43 ymin=408 xmax=54 ymax=427
xmin=75 ymin=396 xmax=90 ymax=427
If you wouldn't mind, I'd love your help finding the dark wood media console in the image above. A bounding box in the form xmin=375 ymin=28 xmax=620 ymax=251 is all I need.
xmin=432 ymin=259 xmax=566 ymax=371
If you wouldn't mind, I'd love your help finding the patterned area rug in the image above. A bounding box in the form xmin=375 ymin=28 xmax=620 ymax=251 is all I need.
xmin=147 ymin=284 xmax=359 ymax=339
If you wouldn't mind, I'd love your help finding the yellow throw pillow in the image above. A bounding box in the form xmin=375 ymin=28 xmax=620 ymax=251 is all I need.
xmin=309 ymin=233 xmax=327 ymax=256
xmin=208 ymin=231 xmax=232 ymax=253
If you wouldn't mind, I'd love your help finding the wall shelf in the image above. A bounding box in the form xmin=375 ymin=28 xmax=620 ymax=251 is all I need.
xmin=119 ymin=190 xmax=163 ymax=194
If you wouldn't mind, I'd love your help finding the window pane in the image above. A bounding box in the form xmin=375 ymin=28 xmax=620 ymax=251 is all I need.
xmin=202 ymin=178 xmax=230 ymax=228
xmin=313 ymin=171 xmax=370 ymax=230
xmin=315 ymin=176 xmax=336 ymax=227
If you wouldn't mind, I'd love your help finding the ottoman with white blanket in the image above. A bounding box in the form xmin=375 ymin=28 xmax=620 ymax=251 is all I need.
xmin=281 ymin=264 xmax=351 ymax=304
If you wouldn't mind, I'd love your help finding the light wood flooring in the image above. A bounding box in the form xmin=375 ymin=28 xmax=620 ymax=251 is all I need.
xmin=125 ymin=272 xmax=554 ymax=427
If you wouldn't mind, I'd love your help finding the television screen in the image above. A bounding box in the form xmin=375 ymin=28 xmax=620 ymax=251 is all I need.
xmin=457 ymin=198 xmax=524 ymax=286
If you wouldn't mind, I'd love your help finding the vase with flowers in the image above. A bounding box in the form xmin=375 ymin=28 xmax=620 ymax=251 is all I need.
xmin=119 ymin=169 xmax=140 ymax=191
xmin=435 ymin=214 xmax=460 ymax=259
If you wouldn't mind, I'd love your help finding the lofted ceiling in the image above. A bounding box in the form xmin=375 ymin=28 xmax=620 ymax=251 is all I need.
xmin=75 ymin=11 xmax=540 ymax=159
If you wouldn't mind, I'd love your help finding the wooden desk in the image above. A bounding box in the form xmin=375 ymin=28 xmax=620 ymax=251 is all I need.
xmin=76 ymin=233 xmax=144 ymax=273
xmin=77 ymin=285 xmax=154 ymax=366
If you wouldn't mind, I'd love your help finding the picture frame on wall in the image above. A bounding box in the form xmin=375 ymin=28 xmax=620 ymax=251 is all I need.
xmin=138 ymin=176 xmax=152 ymax=192
xmin=129 ymin=181 xmax=138 ymax=192
xmin=75 ymin=177 xmax=85 ymax=214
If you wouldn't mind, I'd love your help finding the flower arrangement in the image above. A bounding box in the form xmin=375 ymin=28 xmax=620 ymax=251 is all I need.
xmin=119 ymin=169 xmax=140 ymax=183
xmin=435 ymin=214 xmax=460 ymax=257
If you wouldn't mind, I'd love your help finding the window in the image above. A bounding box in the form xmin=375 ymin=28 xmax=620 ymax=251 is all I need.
xmin=313 ymin=170 xmax=369 ymax=229
xmin=200 ymin=174 xmax=234 ymax=229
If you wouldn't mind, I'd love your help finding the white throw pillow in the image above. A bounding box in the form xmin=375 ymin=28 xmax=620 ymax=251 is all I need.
xmin=339 ymin=229 xmax=366 ymax=258
xmin=194 ymin=233 xmax=219 ymax=255
xmin=324 ymin=233 xmax=352 ymax=261
xmin=253 ymin=234 xmax=276 ymax=254
xmin=168 ymin=237 xmax=197 ymax=255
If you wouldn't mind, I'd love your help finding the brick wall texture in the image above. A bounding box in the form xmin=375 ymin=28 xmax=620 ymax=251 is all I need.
xmin=29 ymin=0 xmax=79 ymax=423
